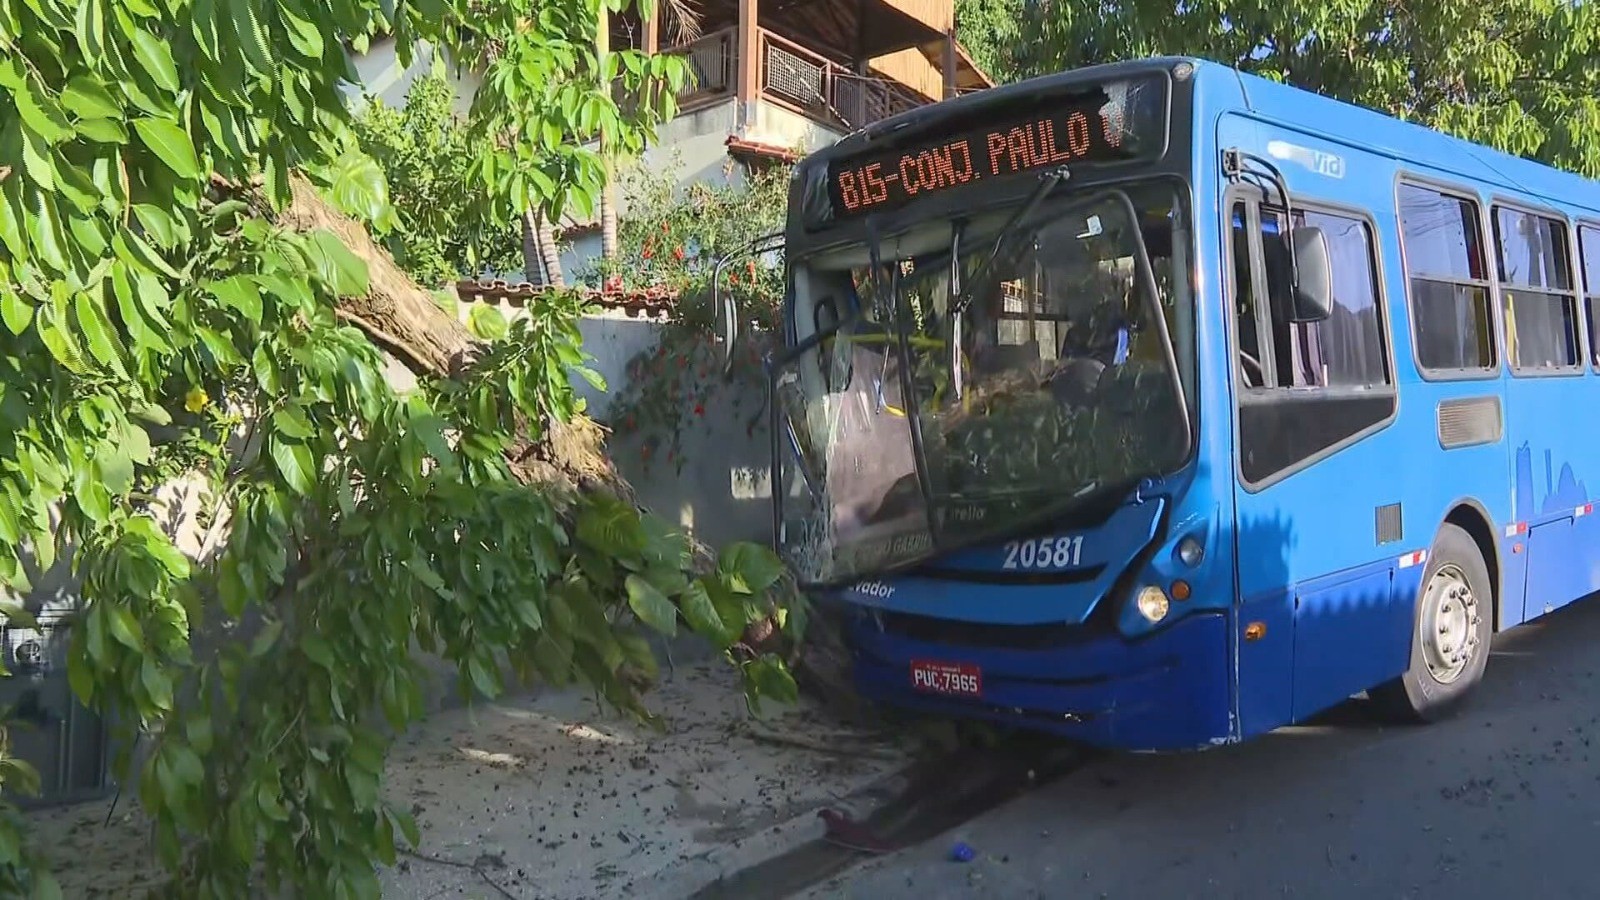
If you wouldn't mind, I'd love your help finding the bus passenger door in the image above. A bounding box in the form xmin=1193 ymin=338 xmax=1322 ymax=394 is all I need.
xmin=1225 ymin=186 xmax=1413 ymax=730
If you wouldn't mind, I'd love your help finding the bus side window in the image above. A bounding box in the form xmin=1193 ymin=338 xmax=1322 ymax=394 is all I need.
xmin=1237 ymin=202 xmax=1396 ymax=485
xmin=1258 ymin=208 xmax=1389 ymax=390
xmin=1230 ymin=203 xmax=1265 ymax=387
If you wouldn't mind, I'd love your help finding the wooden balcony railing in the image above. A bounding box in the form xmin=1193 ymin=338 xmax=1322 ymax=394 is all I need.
xmin=661 ymin=27 xmax=925 ymax=132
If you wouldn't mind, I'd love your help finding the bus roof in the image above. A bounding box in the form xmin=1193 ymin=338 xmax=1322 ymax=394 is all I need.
xmin=1220 ymin=62 xmax=1600 ymax=218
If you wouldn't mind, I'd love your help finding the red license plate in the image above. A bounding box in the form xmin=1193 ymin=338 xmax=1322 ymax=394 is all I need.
xmin=909 ymin=660 xmax=982 ymax=697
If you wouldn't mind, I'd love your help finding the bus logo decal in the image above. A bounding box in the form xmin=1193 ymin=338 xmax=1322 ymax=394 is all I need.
xmin=1266 ymin=140 xmax=1345 ymax=179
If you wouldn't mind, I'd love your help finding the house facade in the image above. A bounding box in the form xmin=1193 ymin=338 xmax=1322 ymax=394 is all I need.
xmin=349 ymin=0 xmax=991 ymax=280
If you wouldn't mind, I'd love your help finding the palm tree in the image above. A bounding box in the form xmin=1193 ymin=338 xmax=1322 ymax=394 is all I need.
xmin=525 ymin=209 xmax=565 ymax=286
xmin=599 ymin=0 xmax=701 ymax=261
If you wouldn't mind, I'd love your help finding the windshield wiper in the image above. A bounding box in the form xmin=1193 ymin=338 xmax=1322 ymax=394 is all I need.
xmin=948 ymin=165 xmax=1071 ymax=321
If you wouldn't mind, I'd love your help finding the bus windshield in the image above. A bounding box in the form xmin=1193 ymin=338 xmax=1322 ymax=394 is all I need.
xmin=774 ymin=181 xmax=1194 ymax=586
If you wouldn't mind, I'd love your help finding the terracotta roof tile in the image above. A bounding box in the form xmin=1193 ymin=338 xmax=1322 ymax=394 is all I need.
xmin=724 ymin=135 xmax=803 ymax=164
xmin=453 ymin=279 xmax=680 ymax=320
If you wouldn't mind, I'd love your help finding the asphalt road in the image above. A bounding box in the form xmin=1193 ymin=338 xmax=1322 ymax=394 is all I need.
xmin=802 ymin=597 xmax=1600 ymax=900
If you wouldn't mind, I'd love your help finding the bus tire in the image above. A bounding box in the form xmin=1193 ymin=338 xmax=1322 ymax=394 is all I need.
xmin=1369 ymin=522 xmax=1492 ymax=724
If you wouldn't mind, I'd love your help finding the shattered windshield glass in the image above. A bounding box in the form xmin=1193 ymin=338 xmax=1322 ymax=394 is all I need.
xmin=774 ymin=182 xmax=1194 ymax=586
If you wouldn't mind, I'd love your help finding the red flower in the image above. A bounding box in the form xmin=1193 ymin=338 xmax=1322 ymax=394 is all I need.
xmin=661 ymin=222 xmax=670 ymax=235
xmin=694 ymin=404 xmax=705 ymax=417
xmin=746 ymin=260 xmax=758 ymax=277
xmin=642 ymin=243 xmax=654 ymax=260
xmin=672 ymin=246 xmax=685 ymax=261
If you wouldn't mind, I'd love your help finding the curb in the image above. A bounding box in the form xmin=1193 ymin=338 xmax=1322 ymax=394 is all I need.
xmin=611 ymin=760 xmax=918 ymax=900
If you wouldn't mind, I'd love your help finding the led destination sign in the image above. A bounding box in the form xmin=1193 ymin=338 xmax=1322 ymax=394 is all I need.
xmin=824 ymin=76 xmax=1164 ymax=221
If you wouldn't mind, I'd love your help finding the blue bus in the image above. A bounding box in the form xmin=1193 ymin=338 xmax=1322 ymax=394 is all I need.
xmin=760 ymin=57 xmax=1600 ymax=752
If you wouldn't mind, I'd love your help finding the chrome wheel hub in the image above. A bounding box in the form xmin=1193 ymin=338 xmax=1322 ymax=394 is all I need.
xmin=1419 ymin=563 xmax=1480 ymax=685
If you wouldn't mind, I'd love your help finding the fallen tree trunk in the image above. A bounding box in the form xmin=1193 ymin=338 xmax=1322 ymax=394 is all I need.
xmin=279 ymin=175 xmax=636 ymax=506
xmin=278 ymin=175 xmax=868 ymax=713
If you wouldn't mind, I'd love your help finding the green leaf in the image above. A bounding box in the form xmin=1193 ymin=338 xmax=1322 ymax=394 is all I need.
xmin=1 ymin=293 xmax=33 ymax=335
xmin=36 ymin=299 xmax=88 ymax=374
xmin=465 ymin=652 xmax=499 ymax=696
xmin=209 ymin=275 xmax=262 ymax=324
xmin=677 ymin=580 xmax=727 ymax=644
xmin=249 ymin=619 xmax=284 ymax=657
xmin=252 ymin=345 xmax=280 ymax=392
xmin=67 ymin=649 xmax=95 ymax=702
xmin=272 ymin=405 xmax=314 ymax=439
xmin=106 ymin=605 xmax=144 ymax=651
xmin=16 ymin=78 xmax=73 ymax=144
xmin=130 ymin=268 xmax=174 ymax=330
xmin=391 ymin=808 xmax=421 ymax=848
xmin=61 ymin=76 xmax=123 ymax=120
xmin=140 ymin=658 xmax=173 ymax=710
xmin=282 ymin=6 xmax=326 ymax=58
xmin=30 ymin=190 xmax=66 ymax=269
xmin=132 ymin=403 xmax=172 ymax=425
xmin=466 ymin=304 xmax=508 ymax=341
xmin=74 ymin=291 xmax=128 ymax=375
xmin=719 ymin=542 xmax=786 ymax=594
xmin=326 ymin=149 xmax=391 ymax=224
xmin=625 ymin=574 xmax=677 ymax=637
xmin=257 ymin=782 xmax=290 ymax=822
xmin=512 ymin=593 xmax=543 ymax=630
xmin=73 ymin=466 xmax=111 ymax=522
xmin=132 ymin=203 xmax=179 ymax=248
xmin=746 ymin=657 xmax=799 ymax=705
xmin=301 ymin=635 xmax=334 ymax=669
xmin=122 ymin=421 xmax=152 ymax=464
xmin=269 ymin=437 xmax=317 ymax=495
xmin=133 ymin=117 xmax=201 ymax=179
xmin=94 ymin=444 xmax=134 ymax=495
xmin=227 ymin=0 xmax=273 ymax=74
xmin=0 ymin=601 xmax=38 ymax=630
xmin=130 ymin=27 xmax=181 ymax=91
xmin=75 ymin=117 xmax=129 ymax=144
xmin=305 ymin=230 xmax=370 ymax=296
xmin=20 ymin=125 xmax=56 ymax=192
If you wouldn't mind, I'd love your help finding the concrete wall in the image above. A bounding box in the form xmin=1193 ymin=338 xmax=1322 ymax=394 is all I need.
xmin=584 ymin=313 xmax=774 ymax=550
xmin=472 ymin=304 xmax=775 ymax=550
xmin=344 ymin=37 xmax=480 ymax=115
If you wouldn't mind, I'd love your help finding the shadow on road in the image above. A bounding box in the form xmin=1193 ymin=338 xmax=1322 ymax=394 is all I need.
xmin=812 ymin=595 xmax=1600 ymax=900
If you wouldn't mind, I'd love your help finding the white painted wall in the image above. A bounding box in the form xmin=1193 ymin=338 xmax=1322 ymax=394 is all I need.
xmin=584 ymin=314 xmax=774 ymax=549
xmin=343 ymin=37 xmax=480 ymax=116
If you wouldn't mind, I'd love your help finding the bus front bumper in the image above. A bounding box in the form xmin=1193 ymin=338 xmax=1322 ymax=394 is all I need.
xmin=844 ymin=610 xmax=1234 ymax=751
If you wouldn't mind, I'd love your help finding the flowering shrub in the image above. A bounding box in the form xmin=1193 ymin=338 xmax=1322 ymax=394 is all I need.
xmin=594 ymin=163 xmax=790 ymax=473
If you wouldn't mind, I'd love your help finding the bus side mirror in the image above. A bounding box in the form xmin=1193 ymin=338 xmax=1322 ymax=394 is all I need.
xmin=1289 ymin=226 xmax=1333 ymax=323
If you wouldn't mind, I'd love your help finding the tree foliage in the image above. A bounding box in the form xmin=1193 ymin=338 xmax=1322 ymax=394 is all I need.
xmin=1017 ymin=0 xmax=1600 ymax=175
xmin=352 ymin=71 xmax=522 ymax=287
xmin=954 ymin=0 xmax=1023 ymax=86
xmin=0 ymin=0 xmax=797 ymax=896
xmin=599 ymin=162 xmax=787 ymax=475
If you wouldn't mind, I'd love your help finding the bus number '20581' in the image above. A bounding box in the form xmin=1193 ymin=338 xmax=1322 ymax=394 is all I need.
xmin=1002 ymin=535 xmax=1085 ymax=570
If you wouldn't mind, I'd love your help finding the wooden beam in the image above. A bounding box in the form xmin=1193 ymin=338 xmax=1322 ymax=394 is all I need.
xmin=736 ymin=0 xmax=761 ymax=112
xmin=942 ymin=28 xmax=956 ymax=99
xmin=642 ymin=6 xmax=659 ymax=54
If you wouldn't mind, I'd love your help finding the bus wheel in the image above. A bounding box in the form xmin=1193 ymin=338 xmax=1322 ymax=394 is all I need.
xmin=1370 ymin=523 xmax=1493 ymax=724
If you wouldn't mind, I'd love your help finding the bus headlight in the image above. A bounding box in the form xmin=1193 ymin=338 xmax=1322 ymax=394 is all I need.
xmin=1135 ymin=586 xmax=1170 ymax=623
xmin=1176 ymin=536 xmax=1205 ymax=567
